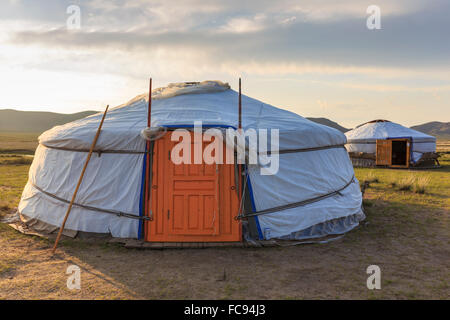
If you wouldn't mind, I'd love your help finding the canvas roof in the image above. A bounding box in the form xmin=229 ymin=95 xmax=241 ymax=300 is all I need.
xmin=39 ymin=82 xmax=345 ymax=153
xmin=346 ymin=120 xmax=436 ymax=143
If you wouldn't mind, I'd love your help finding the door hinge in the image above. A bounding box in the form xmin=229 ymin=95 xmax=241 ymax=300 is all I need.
xmin=167 ymin=209 xmax=170 ymax=219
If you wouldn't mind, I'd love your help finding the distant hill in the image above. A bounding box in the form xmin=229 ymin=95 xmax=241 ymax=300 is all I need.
xmin=1 ymin=108 xmax=351 ymax=134
xmin=410 ymin=121 xmax=450 ymax=140
xmin=4 ymin=109 xmax=446 ymax=140
xmin=306 ymin=117 xmax=349 ymax=133
xmin=0 ymin=109 xmax=98 ymax=133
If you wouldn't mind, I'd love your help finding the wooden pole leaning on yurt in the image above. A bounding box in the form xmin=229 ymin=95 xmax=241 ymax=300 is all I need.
xmin=144 ymin=78 xmax=153 ymax=226
xmin=52 ymin=105 xmax=109 ymax=254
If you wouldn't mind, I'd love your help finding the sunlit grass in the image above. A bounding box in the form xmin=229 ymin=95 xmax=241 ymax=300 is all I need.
xmin=0 ymin=156 xmax=30 ymax=218
xmin=359 ymin=170 xmax=379 ymax=183
xmin=413 ymin=176 xmax=431 ymax=194
xmin=0 ymin=132 xmax=38 ymax=154
xmin=354 ymin=153 xmax=450 ymax=210
xmin=397 ymin=175 xmax=416 ymax=191
xmin=0 ymin=154 xmax=33 ymax=165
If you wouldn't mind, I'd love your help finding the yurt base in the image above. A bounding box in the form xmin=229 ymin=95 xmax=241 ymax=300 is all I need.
xmin=108 ymin=235 xmax=346 ymax=249
xmin=349 ymin=152 xmax=441 ymax=169
xmin=108 ymin=238 xmax=262 ymax=249
xmin=2 ymin=222 xmax=333 ymax=249
xmin=2 ymin=211 xmax=348 ymax=249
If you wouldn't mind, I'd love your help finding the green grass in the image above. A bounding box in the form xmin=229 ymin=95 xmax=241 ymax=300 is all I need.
xmin=0 ymin=154 xmax=33 ymax=165
xmin=0 ymin=132 xmax=37 ymax=217
xmin=0 ymin=132 xmax=39 ymax=154
xmin=355 ymin=153 xmax=450 ymax=210
xmin=0 ymin=156 xmax=31 ymax=217
xmin=436 ymin=140 xmax=450 ymax=153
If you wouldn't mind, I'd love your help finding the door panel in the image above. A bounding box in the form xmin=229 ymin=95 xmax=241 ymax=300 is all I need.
xmin=376 ymin=139 xmax=392 ymax=166
xmin=167 ymin=134 xmax=219 ymax=236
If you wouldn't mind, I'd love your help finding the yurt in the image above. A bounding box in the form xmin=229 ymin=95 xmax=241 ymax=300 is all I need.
xmin=345 ymin=120 xmax=439 ymax=168
xmin=18 ymin=81 xmax=364 ymax=243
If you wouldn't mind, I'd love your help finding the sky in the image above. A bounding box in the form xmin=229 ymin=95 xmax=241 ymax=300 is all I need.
xmin=0 ymin=0 xmax=449 ymax=128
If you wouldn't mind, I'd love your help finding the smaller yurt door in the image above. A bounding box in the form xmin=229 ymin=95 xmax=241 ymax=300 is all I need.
xmin=376 ymin=140 xmax=392 ymax=166
xmin=145 ymin=130 xmax=241 ymax=242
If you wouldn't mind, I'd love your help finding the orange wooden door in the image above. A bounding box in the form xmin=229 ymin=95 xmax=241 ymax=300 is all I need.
xmin=145 ymin=131 xmax=241 ymax=242
xmin=376 ymin=139 xmax=392 ymax=166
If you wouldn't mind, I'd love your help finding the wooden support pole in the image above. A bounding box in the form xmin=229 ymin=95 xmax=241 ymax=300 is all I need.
xmin=238 ymin=77 xmax=242 ymax=130
xmin=238 ymin=78 xmax=243 ymax=216
xmin=52 ymin=105 xmax=109 ymax=254
xmin=144 ymin=78 xmax=153 ymax=226
xmin=148 ymin=78 xmax=152 ymax=127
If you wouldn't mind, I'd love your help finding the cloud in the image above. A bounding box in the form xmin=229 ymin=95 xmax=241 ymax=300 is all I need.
xmin=0 ymin=0 xmax=435 ymax=30
xmin=9 ymin=3 xmax=450 ymax=74
xmin=219 ymin=14 xmax=267 ymax=34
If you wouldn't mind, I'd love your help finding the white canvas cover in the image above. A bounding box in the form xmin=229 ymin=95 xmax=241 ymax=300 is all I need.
xmin=19 ymin=81 xmax=364 ymax=240
xmin=345 ymin=120 xmax=436 ymax=163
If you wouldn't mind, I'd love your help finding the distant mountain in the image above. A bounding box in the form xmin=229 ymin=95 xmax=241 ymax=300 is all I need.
xmin=0 ymin=109 xmax=98 ymax=133
xmin=1 ymin=108 xmax=351 ymax=134
xmin=7 ymin=109 xmax=445 ymax=140
xmin=306 ymin=117 xmax=349 ymax=133
xmin=410 ymin=121 xmax=450 ymax=139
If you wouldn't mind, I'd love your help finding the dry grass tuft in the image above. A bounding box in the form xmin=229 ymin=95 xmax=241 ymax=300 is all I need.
xmin=395 ymin=174 xmax=432 ymax=194
xmin=365 ymin=171 xmax=379 ymax=183
xmin=397 ymin=175 xmax=416 ymax=191
xmin=413 ymin=176 xmax=431 ymax=194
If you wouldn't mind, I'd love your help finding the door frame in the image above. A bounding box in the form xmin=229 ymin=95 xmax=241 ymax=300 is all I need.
xmin=376 ymin=138 xmax=410 ymax=168
xmin=389 ymin=138 xmax=410 ymax=168
xmin=144 ymin=130 xmax=242 ymax=242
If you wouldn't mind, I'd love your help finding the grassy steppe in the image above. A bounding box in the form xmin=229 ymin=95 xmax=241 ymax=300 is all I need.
xmin=0 ymin=132 xmax=39 ymax=154
xmin=0 ymin=136 xmax=448 ymax=299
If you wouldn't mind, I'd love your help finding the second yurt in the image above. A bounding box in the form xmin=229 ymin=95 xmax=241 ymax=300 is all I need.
xmin=345 ymin=120 xmax=439 ymax=168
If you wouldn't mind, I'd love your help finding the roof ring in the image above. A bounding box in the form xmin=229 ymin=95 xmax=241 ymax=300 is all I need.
xmin=152 ymin=80 xmax=230 ymax=100
xmin=355 ymin=119 xmax=391 ymax=128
